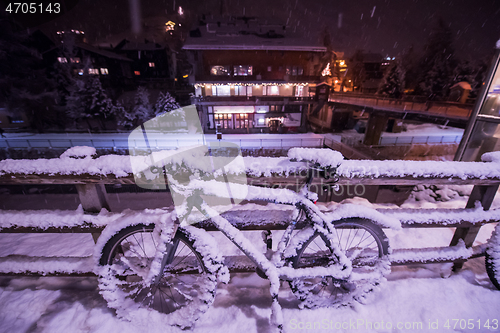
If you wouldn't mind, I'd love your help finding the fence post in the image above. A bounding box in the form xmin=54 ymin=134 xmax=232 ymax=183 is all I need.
xmin=75 ymin=183 xmax=110 ymax=243
xmin=450 ymin=184 xmax=500 ymax=271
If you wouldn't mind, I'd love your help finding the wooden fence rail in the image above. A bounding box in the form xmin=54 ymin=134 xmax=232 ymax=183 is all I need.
xmin=0 ymin=152 xmax=499 ymax=275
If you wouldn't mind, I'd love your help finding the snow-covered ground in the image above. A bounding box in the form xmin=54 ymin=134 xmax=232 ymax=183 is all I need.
xmin=1 ymin=186 xmax=499 ymax=333
xmin=340 ymin=123 xmax=464 ymax=146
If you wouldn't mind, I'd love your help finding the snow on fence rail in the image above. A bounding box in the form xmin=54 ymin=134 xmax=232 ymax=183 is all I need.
xmin=0 ymin=148 xmax=499 ymax=275
xmin=1 ymin=148 xmax=500 ymax=184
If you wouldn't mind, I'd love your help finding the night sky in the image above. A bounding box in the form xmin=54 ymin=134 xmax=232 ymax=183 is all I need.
xmin=29 ymin=0 xmax=500 ymax=60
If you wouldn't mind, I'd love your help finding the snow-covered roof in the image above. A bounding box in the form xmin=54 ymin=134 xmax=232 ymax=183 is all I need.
xmin=115 ymin=39 xmax=166 ymax=51
xmin=75 ymin=42 xmax=132 ymax=62
xmin=183 ymin=18 xmax=326 ymax=52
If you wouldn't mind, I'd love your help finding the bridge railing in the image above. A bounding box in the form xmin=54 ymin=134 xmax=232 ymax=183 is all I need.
xmin=330 ymin=93 xmax=473 ymax=118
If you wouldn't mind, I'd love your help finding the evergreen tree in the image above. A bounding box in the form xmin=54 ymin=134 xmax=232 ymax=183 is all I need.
xmin=400 ymin=46 xmax=419 ymax=92
xmin=452 ymin=60 xmax=474 ymax=85
xmin=0 ymin=13 xmax=57 ymax=132
xmin=378 ymin=58 xmax=405 ymax=98
xmin=152 ymin=92 xmax=183 ymax=130
xmin=119 ymin=86 xmax=151 ymax=128
xmin=152 ymin=91 xmax=181 ymax=117
xmin=348 ymin=50 xmax=366 ymax=91
xmin=417 ymin=18 xmax=456 ymax=100
xmin=67 ymin=76 xmax=115 ymax=129
xmin=52 ymin=33 xmax=79 ymax=108
xmin=469 ymin=60 xmax=489 ymax=99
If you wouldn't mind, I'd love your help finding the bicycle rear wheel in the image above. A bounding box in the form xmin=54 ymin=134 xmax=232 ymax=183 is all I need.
xmin=289 ymin=218 xmax=390 ymax=308
xmin=97 ymin=224 xmax=217 ymax=328
xmin=485 ymin=223 xmax=500 ymax=290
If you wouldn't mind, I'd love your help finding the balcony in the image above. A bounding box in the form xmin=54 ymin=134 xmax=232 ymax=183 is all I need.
xmin=191 ymin=95 xmax=315 ymax=105
xmin=193 ymin=75 xmax=322 ymax=83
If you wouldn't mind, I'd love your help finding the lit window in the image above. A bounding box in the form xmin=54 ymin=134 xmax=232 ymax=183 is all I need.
xmin=268 ymin=85 xmax=279 ymax=96
xmin=100 ymin=68 xmax=108 ymax=75
xmin=57 ymin=57 xmax=67 ymax=63
xmin=295 ymin=85 xmax=304 ymax=97
xmin=134 ymin=71 xmax=141 ymax=76
xmin=211 ymin=65 xmax=230 ymax=75
xmin=267 ymin=66 xmax=272 ymax=72
xmin=236 ymin=86 xmax=247 ymax=96
xmin=234 ymin=65 xmax=253 ymax=76
xmin=149 ymin=62 xmax=155 ymax=67
xmin=78 ymin=69 xmax=84 ymax=75
xmin=88 ymin=68 xmax=99 ymax=75
xmin=70 ymin=57 xmax=80 ymax=63
xmin=216 ymin=85 xmax=231 ymax=96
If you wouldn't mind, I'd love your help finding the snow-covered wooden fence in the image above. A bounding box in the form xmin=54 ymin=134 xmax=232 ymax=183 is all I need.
xmin=0 ymin=149 xmax=499 ymax=275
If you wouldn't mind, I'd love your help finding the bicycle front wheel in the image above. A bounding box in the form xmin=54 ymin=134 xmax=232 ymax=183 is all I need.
xmin=289 ymin=218 xmax=390 ymax=309
xmin=97 ymin=224 xmax=217 ymax=328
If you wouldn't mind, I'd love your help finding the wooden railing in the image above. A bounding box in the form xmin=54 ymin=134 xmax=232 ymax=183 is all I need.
xmin=0 ymin=153 xmax=499 ymax=275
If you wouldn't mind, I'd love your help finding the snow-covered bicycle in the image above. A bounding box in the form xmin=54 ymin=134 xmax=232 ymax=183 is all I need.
xmin=94 ymin=146 xmax=391 ymax=331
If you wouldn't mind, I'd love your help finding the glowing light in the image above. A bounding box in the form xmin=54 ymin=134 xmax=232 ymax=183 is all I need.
xmin=165 ymin=21 xmax=175 ymax=31
xmin=178 ymin=6 xmax=184 ymax=15
xmin=339 ymin=60 xmax=345 ymax=66
xmin=322 ymin=63 xmax=331 ymax=76
xmin=193 ymin=82 xmax=308 ymax=88
xmin=334 ymin=80 xmax=339 ymax=84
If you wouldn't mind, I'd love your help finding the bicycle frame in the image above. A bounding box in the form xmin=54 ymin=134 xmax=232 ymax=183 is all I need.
xmin=165 ymin=165 xmax=353 ymax=282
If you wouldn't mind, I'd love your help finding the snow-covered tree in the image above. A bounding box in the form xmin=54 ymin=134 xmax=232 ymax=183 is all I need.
xmin=119 ymin=87 xmax=152 ymax=128
xmin=417 ymin=18 xmax=457 ymax=100
xmin=378 ymin=59 xmax=405 ymax=98
xmin=152 ymin=92 xmax=185 ymax=130
xmin=67 ymin=76 xmax=116 ymax=130
xmin=152 ymin=91 xmax=181 ymax=117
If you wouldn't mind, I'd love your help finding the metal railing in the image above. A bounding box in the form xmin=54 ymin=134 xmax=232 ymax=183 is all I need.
xmin=378 ymin=135 xmax=462 ymax=146
xmin=329 ymin=93 xmax=473 ymax=118
xmin=0 ymin=137 xmax=326 ymax=151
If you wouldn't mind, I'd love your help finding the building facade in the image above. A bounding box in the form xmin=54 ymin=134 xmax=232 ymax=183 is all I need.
xmin=183 ymin=17 xmax=327 ymax=134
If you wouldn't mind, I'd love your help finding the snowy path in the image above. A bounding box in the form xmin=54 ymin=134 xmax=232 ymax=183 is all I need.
xmin=1 ymin=224 xmax=499 ymax=333
xmin=1 ymin=259 xmax=499 ymax=333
